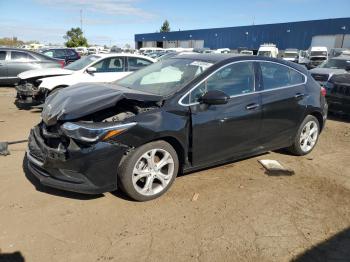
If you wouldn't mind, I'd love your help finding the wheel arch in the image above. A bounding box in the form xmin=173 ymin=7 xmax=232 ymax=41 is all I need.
xmin=150 ymin=136 xmax=186 ymax=172
xmin=309 ymin=111 xmax=325 ymax=131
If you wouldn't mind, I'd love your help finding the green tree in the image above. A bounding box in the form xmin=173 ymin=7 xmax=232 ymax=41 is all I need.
xmin=63 ymin=27 xmax=88 ymax=47
xmin=160 ymin=20 xmax=170 ymax=33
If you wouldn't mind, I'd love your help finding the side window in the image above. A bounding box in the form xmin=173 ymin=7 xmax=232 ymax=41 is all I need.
xmin=128 ymin=57 xmax=152 ymax=71
xmin=10 ymin=51 xmax=35 ymax=61
xmin=54 ymin=49 xmax=66 ymax=57
xmin=260 ymin=62 xmax=305 ymax=90
xmin=0 ymin=51 xmax=6 ymax=60
xmin=189 ymin=62 xmax=255 ymax=103
xmin=66 ymin=49 xmax=77 ymax=56
xmin=92 ymin=57 xmax=124 ymax=73
xmin=44 ymin=51 xmax=54 ymax=58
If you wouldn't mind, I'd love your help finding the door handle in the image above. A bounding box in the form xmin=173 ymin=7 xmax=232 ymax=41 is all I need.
xmin=246 ymin=103 xmax=260 ymax=110
xmin=294 ymin=93 xmax=305 ymax=100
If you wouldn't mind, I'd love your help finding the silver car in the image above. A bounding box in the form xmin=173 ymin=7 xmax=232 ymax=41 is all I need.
xmin=0 ymin=48 xmax=64 ymax=86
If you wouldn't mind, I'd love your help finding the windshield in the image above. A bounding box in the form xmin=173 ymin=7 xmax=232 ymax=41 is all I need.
xmin=319 ymin=58 xmax=350 ymax=69
xmin=284 ymin=52 xmax=298 ymax=58
xmin=64 ymin=55 xmax=100 ymax=71
xmin=258 ymin=51 xmax=271 ymax=57
xmin=116 ymin=58 xmax=213 ymax=96
xmin=310 ymin=51 xmax=327 ymax=57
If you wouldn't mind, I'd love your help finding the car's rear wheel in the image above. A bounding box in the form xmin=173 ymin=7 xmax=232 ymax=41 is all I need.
xmin=118 ymin=141 xmax=179 ymax=201
xmin=288 ymin=115 xmax=320 ymax=155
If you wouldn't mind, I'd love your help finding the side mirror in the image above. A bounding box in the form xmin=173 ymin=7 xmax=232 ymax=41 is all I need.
xmin=86 ymin=67 xmax=97 ymax=74
xmin=199 ymin=90 xmax=230 ymax=105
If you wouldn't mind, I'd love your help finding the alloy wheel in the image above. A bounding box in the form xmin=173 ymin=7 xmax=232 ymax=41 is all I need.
xmin=299 ymin=120 xmax=319 ymax=153
xmin=132 ymin=148 xmax=175 ymax=196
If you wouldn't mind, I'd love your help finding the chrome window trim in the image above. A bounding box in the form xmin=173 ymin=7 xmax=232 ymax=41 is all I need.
xmin=178 ymin=60 xmax=308 ymax=107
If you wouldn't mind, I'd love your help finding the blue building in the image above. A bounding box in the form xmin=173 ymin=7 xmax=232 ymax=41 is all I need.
xmin=135 ymin=18 xmax=350 ymax=51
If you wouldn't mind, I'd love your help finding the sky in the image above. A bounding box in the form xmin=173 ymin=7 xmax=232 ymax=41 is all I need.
xmin=0 ymin=0 xmax=349 ymax=47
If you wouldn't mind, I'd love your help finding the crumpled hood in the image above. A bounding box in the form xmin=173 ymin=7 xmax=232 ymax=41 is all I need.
xmin=42 ymin=82 xmax=163 ymax=126
xmin=18 ymin=68 xmax=74 ymax=80
xmin=310 ymin=67 xmax=347 ymax=76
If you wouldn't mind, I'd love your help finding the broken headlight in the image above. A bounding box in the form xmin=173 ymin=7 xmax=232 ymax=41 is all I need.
xmin=61 ymin=122 xmax=137 ymax=143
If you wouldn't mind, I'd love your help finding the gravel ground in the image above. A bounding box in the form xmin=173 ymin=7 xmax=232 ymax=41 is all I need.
xmin=0 ymin=87 xmax=349 ymax=262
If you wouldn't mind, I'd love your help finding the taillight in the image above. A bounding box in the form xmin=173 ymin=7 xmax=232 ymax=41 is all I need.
xmin=321 ymin=86 xmax=327 ymax=97
xmin=59 ymin=60 xmax=65 ymax=68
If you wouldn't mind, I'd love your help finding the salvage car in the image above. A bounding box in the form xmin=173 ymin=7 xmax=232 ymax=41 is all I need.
xmin=15 ymin=54 xmax=156 ymax=108
xmin=25 ymin=54 xmax=328 ymax=201
xmin=310 ymin=56 xmax=350 ymax=86
xmin=0 ymin=48 xmax=64 ymax=86
xmin=324 ymin=73 xmax=350 ymax=115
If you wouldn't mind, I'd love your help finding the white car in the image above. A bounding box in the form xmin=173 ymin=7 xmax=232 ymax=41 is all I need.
xmin=15 ymin=54 xmax=156 ymax=108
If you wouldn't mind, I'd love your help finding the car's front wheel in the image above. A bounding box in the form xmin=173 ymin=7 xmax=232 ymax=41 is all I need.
xmin=118 ymin=141 xmax=179 ymax=201
xmin=288 ymin=115 xmax=320 ymax=155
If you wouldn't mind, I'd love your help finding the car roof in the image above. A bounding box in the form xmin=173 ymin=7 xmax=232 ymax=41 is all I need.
xmin=172 ymin=53 xmax=241 ymax=63
xmin=172 ymin=53 xmax=308 ymax=73
xmin=92 ymin=53 xmax=156 ymax=61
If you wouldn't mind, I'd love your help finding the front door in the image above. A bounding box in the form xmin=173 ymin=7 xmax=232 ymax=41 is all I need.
xmin=186 ymin=61 xmax=263 ymax=166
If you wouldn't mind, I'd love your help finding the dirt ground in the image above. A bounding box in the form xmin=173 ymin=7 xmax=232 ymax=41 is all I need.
xmin=0 ymin=87 xmax=350 ymax=262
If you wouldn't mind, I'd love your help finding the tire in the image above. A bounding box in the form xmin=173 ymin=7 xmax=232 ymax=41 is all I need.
xmin=118 ymin=141 xmax=179 ymax=201
xmin=288 ymin=115 xmax=320 ymax=156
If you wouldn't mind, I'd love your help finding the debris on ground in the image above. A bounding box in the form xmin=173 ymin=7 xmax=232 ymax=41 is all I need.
xmin=0 ymin=140 xmax=28 ymax=156
xmin=258 ymin=159 xmax=295 ymax=176
xmin=191 ymin=193 xmax=200 ymax=201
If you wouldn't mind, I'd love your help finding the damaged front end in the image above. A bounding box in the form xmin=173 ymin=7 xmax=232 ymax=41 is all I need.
xmin=26 ymin=83 xmax=163 ymax=194
xmin=15 ymin=78 xmax=47 ymax=109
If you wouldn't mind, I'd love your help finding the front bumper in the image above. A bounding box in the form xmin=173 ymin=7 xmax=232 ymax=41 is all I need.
xmin=15 ymin=83 xmax=45 ymax=109
xmin=26 ymin=124 xmax=129 ymax=194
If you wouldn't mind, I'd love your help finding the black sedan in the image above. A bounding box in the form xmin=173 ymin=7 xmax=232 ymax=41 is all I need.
xmin=25 ymin=54 xmax=328 ymax=201
xmin=40 ymin=48 xmax=81 ymax=64
xmin=0 ymin=48 xmax=64 ymax=85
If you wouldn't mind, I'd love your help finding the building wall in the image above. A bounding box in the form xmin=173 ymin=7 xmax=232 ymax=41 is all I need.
xmin=135 ymin=18 xmax=350 ymax=50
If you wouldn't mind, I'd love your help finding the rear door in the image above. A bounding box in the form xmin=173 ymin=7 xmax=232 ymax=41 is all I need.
xmin=126 ymin=57 xmax=153 ymax=72
xmin=258 ymin=61 xmax=307 ymax=149
xmin=0 ymin=51 xmax=8 ymax=82
xmin=89 ymin=56 xmax=129 ymax=82
xmin=183 ymin=61 xmax=262 ymax=166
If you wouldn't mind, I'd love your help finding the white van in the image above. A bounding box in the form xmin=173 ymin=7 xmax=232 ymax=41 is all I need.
xmin=258 ymin=44 xmax=279 ymax=58
xmin=308 ymin=46 xmax=328 ymax=68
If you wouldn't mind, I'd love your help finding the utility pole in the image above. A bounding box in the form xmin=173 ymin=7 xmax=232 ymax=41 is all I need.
xmin=80 ymin=9 xmax=83 ymax=32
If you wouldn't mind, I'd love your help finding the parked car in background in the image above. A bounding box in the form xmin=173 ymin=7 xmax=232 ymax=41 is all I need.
xmin=310 ymin=56 xmax=350 ymax=86
xmin=214 ymin=48 xmax=231 ymax=54
xmin=258 ymin=44 xmax=279 ymax=58
xmin=111 ymin=46 xmax=122 ymax=53
xmin=282 ymin=49 xmax=299 ymax=63
xmin=40 ymin=48 xmax=80 ymax=64
xmin=75 ymin=47 xmax=88 ymax=56
xmin=87 ymin=46 xmax=104 ymax=55
xmin=298 ymin=50 xmax=310 ymax=66
xmin=139 ymin=47 xmax=164 ymax=56
xmin=329 ymin=48 xmax=350 ymax=58
xmin=240 ymin=50 xmax=254 ymax=55
xmin=324 ymin=73 xmax=350 ymax=115
xmin=0 ymin=48 xmax=63 ymax=86
xmin=25 ymin=54 xmax=327 ymax=201
xmin=308 ymin=46 xmax=328 ymax=69
xmin=15 ymin=54 xmax=156 ymax=108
